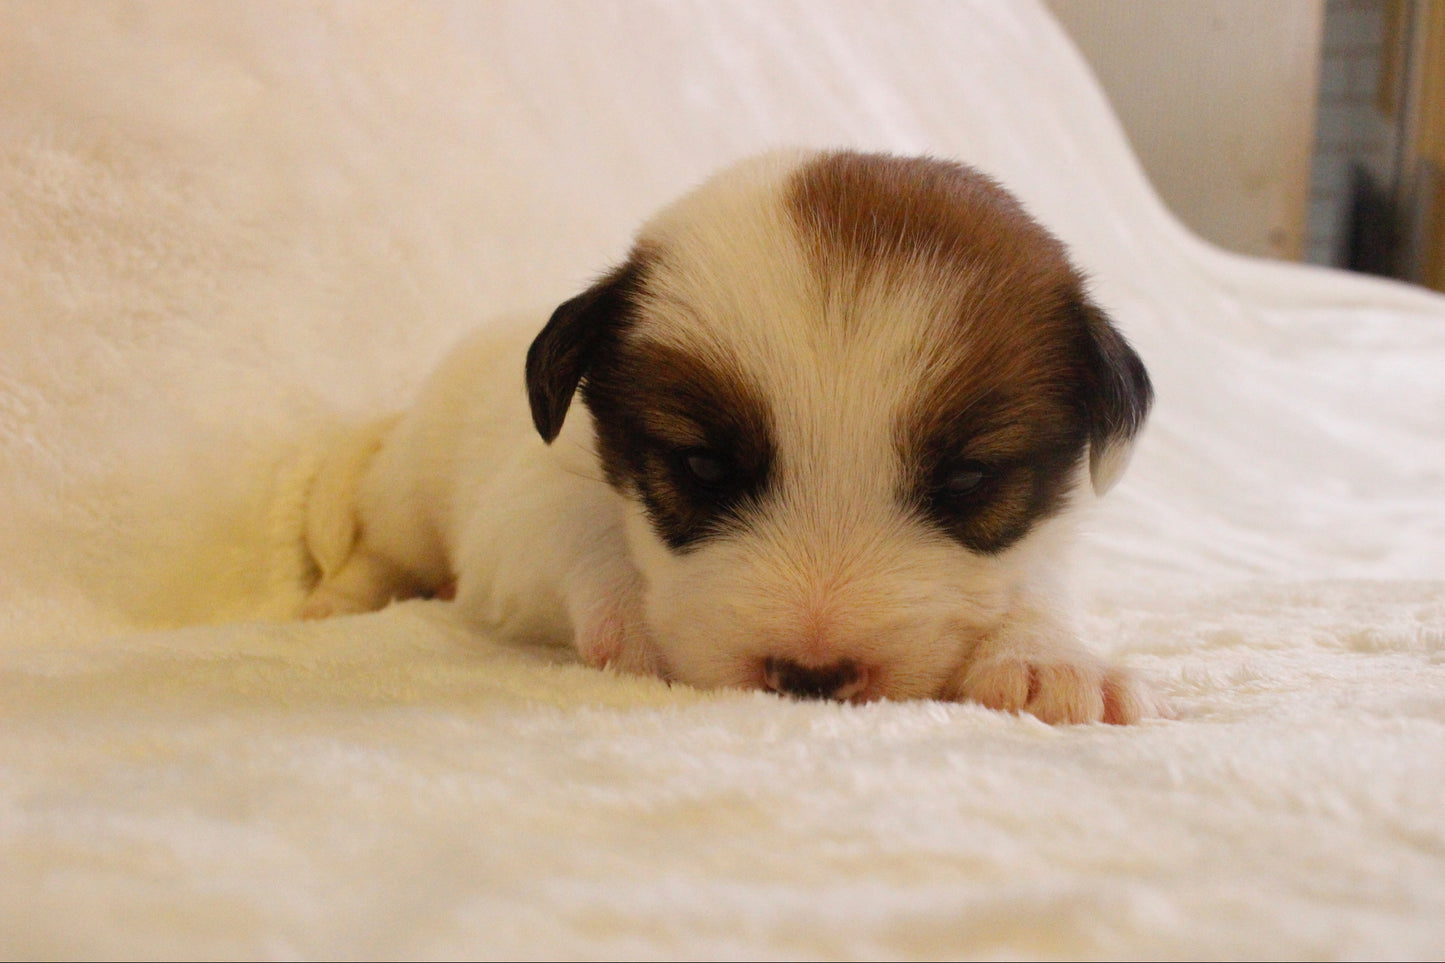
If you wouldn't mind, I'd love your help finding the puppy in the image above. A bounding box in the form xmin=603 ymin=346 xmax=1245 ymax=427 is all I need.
xmin=302 ymin=149 xmax=1160 ymax=724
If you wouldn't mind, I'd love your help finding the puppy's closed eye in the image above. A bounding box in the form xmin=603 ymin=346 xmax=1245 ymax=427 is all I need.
xmin=926 ymin=458 xmax=993 ymax=509
xmin=629 ymin=441 xmax=769 ymax=550
xmin=676 ymin=447 xmax=739 ymax=490
xmin=912 ymin=443 xmax=1082 ymax=555
xmin=661 ymin=438 xmax=760 ymax=498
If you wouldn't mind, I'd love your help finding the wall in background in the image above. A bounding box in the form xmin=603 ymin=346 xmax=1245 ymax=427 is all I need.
xmin=1046 ymin=0 xmax=1444 ymax=291
xmin=1044 ymin=0 xmax=1324 ymax=261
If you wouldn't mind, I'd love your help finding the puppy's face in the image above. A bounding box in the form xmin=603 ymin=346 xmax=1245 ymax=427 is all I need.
xmin=527 ymin=151 xmax=1150 ymax=701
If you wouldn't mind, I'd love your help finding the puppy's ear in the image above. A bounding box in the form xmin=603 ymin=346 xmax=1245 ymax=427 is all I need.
xmin=525 ymin=259 xmax=645 ymax=443
xmin=1077 ymin=299 xmax=1153 ymax=495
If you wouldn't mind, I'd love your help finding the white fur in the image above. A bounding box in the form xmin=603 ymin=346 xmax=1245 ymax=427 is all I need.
xmin=302 ymin=151 xmax=1161 ymax=723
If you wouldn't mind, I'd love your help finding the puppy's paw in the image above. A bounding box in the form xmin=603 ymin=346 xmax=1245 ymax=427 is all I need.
xmin=562 ymin=556 xmax=668 ymax=681
xmin=299 ymin=583 xmax=377 ymax=620
xmin=948 ymin=634 xmax=1164 ymax=725
xmin=299 ymin=549 xmax=413 ymax=620
xmin=574 ymin=598 xmax=667 ymax=679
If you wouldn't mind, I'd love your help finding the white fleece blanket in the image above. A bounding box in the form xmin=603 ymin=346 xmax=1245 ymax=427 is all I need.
xmin=3 ymin=2 xmax=1444 ymax=958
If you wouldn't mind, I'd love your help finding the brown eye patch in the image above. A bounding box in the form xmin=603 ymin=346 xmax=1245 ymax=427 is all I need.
xmin=581 ymin=338 xmax=776 ymax=551
xmin=910 ymin=419 xmax=1085 ymax=554
xmin=902 ymin=352 xmax=1091 ymax=555
xmin=893 ymin=273 xmax=1097 ymax=555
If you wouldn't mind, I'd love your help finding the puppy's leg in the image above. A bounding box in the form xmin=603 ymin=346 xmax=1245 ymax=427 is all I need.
xmin=301 ymin=548 xmax=418 ymax=619
xmin=562 ymin=556 xmax=665 ymax=678
xmin=448 ymin=455 xmax=666 ymax=679
xmin=945 ymin=600 xmax=1164 ymax=724
xmin=300 ymin=415 xmax=424 ymax=619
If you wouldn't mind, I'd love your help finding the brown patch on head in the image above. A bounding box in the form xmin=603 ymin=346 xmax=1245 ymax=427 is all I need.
xmin=786 ymin=150 xmax=1077 ymax=314
xmin=582 ymin=335 xmax=776 ymax=551
xmin=787 ymin=151 xmax=1151 ymax=553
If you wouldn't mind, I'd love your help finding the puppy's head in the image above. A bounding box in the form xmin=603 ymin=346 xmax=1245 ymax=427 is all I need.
xmin=527 ymin=150 xmax=1151 ymax=701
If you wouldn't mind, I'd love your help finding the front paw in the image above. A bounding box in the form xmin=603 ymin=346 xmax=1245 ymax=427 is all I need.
xmin=949 ymin=643 xmax=1162 ymax=725
xmin=572 ymin=593 xmax=668 ymax=680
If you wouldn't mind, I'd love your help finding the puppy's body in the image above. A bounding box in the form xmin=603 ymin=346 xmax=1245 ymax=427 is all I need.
xmin=304 ymin=150 xmax=1160 ymax=723
xmin=306 ymin=326 xmax=646 ymax=667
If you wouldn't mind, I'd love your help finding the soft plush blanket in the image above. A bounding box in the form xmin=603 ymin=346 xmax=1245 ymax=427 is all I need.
xmin=2 ymin=1 xmax=1443 ymax=958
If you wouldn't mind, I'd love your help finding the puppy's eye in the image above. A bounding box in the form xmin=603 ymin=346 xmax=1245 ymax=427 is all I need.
xmin=679 ymin=448 xmax=732 ymax=488
xmin=931 ymin=461 xmax=991 ymax=506
xmin=942 ymin=464 xmax=987 ymax=497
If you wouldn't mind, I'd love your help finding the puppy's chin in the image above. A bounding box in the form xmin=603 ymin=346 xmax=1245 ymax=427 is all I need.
xmin=620 ymin=500 xmax=1037 ymax=703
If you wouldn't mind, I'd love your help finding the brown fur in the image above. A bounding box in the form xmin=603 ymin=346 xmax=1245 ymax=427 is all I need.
xmin=584 ymin=333 xmax=776 ymax=551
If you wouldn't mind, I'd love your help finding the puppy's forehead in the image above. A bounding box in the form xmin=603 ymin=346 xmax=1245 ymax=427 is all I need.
xmin=631 ymin=151 xmax=1080 ymax=361
xmin=629 ymin=152 xmax=821 ymax=353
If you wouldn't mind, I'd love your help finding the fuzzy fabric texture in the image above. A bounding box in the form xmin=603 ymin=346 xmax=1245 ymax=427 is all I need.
xmin=2 ymin=2 xmax=1443 ymax=958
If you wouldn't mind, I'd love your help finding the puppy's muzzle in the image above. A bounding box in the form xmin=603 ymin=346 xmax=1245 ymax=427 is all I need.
xmin=762 ymin=656 xmax=870 ymax=702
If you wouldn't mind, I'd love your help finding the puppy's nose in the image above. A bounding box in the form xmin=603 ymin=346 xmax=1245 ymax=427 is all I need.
xmin=763 ymin=657 xmax=868 ymax=701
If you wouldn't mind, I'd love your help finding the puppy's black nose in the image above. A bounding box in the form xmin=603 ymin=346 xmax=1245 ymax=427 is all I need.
xmin=763 ymin=657 xmax=867 ymax=701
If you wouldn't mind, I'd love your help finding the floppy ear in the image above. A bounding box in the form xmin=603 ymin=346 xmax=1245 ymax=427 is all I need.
xmin=525 ymin=259 xmax=645 ymax=443
xmin=1077 ymin=299 xmax=1153 ymax=495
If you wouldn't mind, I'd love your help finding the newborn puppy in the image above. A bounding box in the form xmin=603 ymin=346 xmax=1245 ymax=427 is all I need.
xmin=302 ymin=149 xmax=1159 ymax=724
